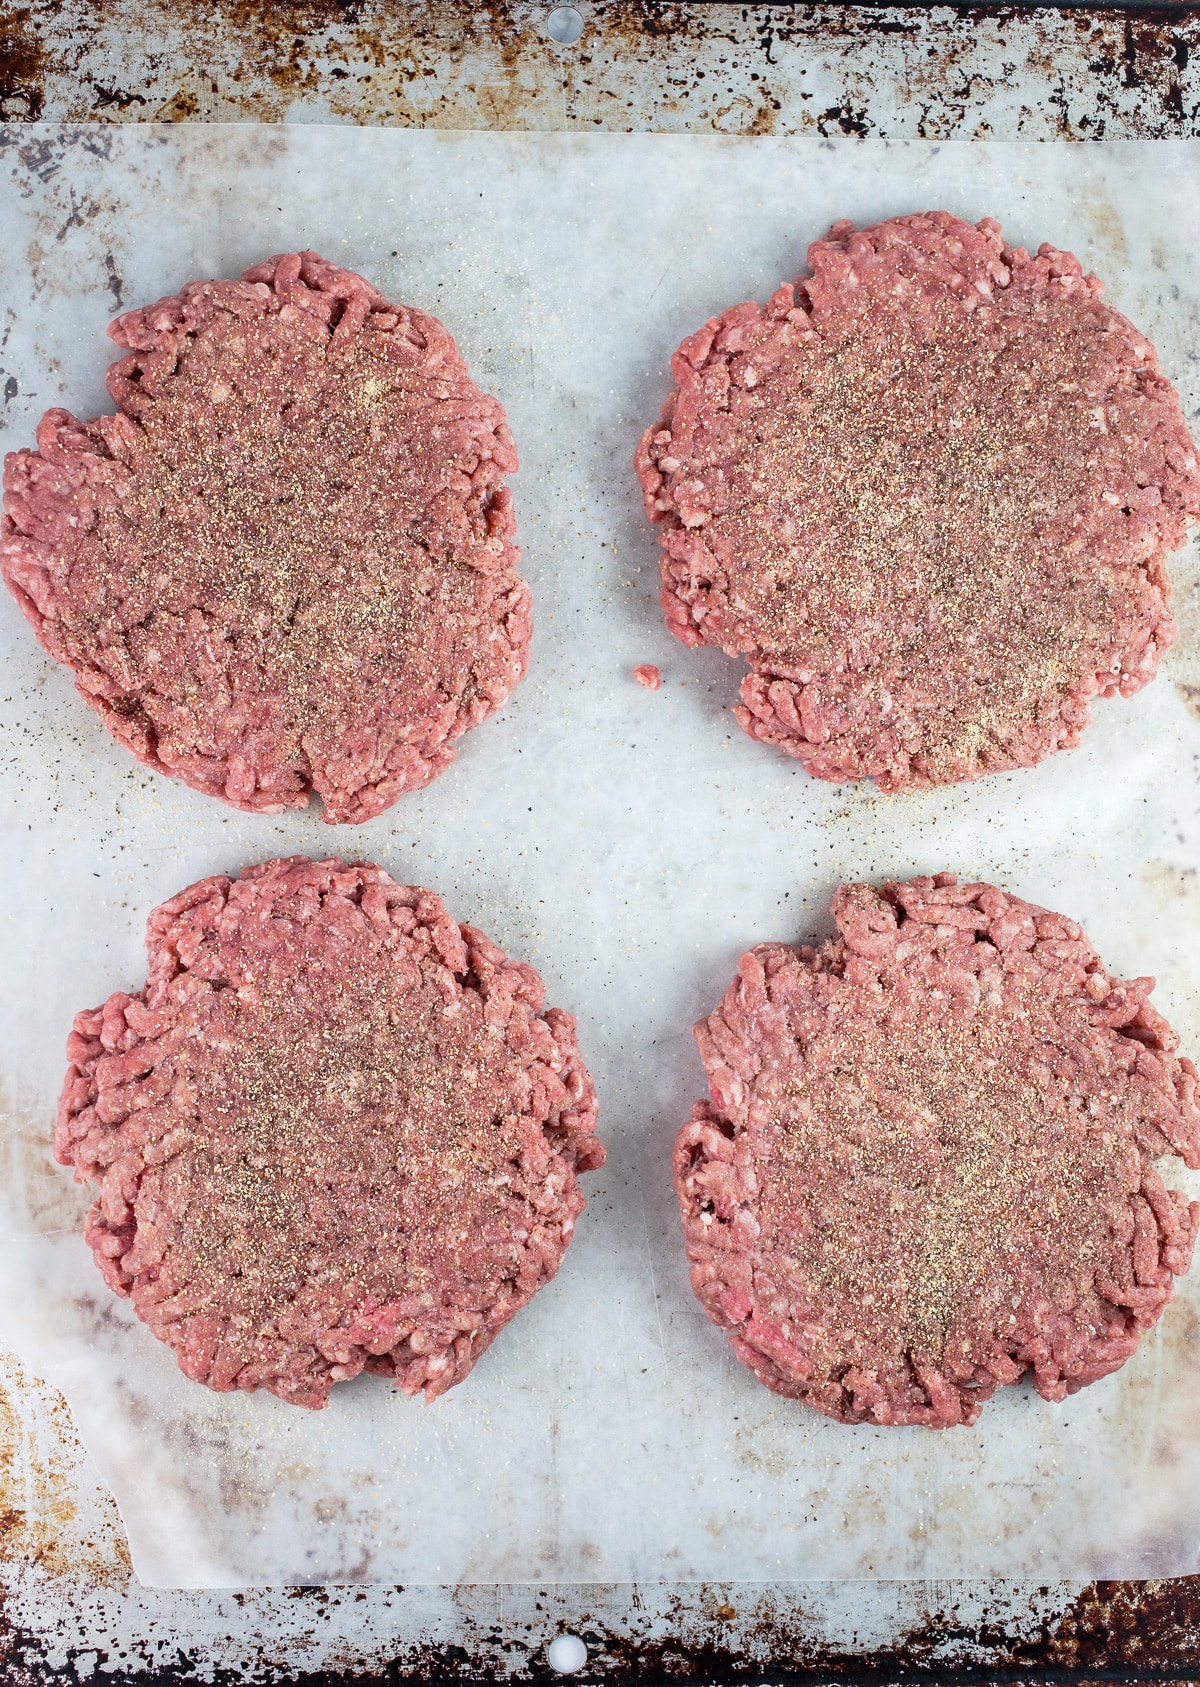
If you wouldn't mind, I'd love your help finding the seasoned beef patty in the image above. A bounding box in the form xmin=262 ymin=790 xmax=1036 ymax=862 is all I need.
xmin=675 ymin=874 xmax=1200 ymax=1427
xmin=636 ymin=212 xmax=1200 ymax=788
xmin=56 ymin=858 xmax=603 ymax=1409
xmin=2 ymin=252 xmax=530 ymax=823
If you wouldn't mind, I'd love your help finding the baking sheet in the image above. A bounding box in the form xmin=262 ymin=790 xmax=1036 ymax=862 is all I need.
xmin=0 ymin=127 xmax=1198 ymax=1588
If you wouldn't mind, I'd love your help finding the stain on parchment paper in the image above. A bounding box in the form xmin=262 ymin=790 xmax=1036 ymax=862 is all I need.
xmin=1079 ymin=189 xmax=1130 ymax=271
xmin=0 ymin=127 xmax=146 ymax=313
xmin=0 ymin=1079 xmax=88 ymax=1239
xmin=170 ymin=120 xmax=291 ymax=186
xmin=731 ymin=1413 xmax=796 ymax=1484
xmin=1135 ymin=861 xmax=1200 ymax=1048
xmin=1135 ymin=1291 xmax=1200 ymax=1473
xmin=1165 ymin=535 xmax=1200 ymax=719
xmin=1071 ymin=1261 xmax=1200 ymax=1576
xmin=97 ymin=1366 xmax=419 ymax=1583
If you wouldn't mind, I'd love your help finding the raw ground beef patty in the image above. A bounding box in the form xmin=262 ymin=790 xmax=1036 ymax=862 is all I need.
xmin=675 ymin=874 xmax=1200 ymax=1427
xmin=2 ymin=252 xmax=530 ymax=823
xmin=636 ymin=212 xmax=1200 ymax=789
xmin=56 ymin=858 xmax=603 ymax=1408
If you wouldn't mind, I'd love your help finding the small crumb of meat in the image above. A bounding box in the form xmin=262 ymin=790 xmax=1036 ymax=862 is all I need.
xmin=636 ymin=212 xmax=1200 ymax=790
xmin=633 ymin=664 xmax=662 ymax=690
xmin=675 ymin=872 xmax=1200 ymax=1428
xmin=55 ymin=857 xmax=603 ymax=1409
xmin=1 ymin=252 xmax=531 ymax=823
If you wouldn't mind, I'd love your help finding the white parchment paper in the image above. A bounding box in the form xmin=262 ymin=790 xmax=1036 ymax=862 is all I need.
xmin=0 ymin=128 xmax=1199 ymax=1587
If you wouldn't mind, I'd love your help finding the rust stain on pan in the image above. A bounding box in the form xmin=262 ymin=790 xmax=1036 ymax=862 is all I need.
xmin=0 ymin=6 xmax=45 ymax=120
xmin=0 ymin=1560 xmax=1192 ymax=1681
xmin=0 ymin=1355 xmax=129 ymax=1589
xmin=0 ymin=1094 xmax=129 ymax=1594
xmin=1040 ymin=1576 xmax=1200 ymax=1676
xmin=0 ymin=2 xmax=1197 ymax=137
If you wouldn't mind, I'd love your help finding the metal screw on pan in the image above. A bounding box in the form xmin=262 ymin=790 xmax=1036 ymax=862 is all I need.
xmin=548 ymin=1633 xmax=588 ymax=1673
xmin=545 ymin=6 xmax=585 ymax=45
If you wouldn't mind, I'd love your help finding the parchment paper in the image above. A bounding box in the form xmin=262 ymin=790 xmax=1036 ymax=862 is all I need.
xmin=0 ymin=127 xmax=1198 ymax=1587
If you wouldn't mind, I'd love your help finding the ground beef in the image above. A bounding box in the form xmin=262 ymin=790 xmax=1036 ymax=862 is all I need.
xmin=636 ymin=212 xmax=1200 ymax=789
xmin=675 ymin=874 xmax=1200 ymax=1428
xmin=633 ymin=664 xmax=662 ymax=689
xmin=2 ymin=252 xmax=530 ymax=823
xmin=56 ymin=858 xmax=603 ymax=1409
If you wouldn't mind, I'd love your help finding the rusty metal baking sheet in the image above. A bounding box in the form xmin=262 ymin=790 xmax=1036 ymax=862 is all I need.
xmin=4 ymin=1 xmax=1199 ymax=143
xmin=0 ymin=124 xmax=1199 ymax=1590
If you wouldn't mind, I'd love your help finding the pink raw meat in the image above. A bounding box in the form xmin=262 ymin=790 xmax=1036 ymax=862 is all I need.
xmin=637 ymin=213 xmax=1200 ymax=788
xmin=3 ymin=253 xmax=530 ymax=822
xmin=56 ymin=857 xmax=603 ymax=1409
xmin=676 ymin=873 xmax=1200 ymax=1427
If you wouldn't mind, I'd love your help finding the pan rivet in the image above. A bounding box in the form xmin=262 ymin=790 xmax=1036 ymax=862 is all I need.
xmin=548 ymin=1633 xmax=588 ymax=1673
xmin=545 ymin=7 xmax=585 ymax=45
